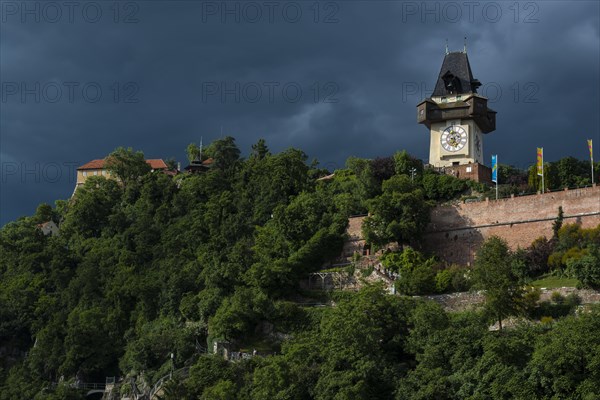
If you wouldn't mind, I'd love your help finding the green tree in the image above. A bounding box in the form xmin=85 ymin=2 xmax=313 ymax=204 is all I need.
xmin=362 ymin=175 xmax=431 ymax=247
xmin=250 ymin=138 xmax=270 ymax=160
xmin=187 ymin=142 xmax=202 ymax=163
xmin=313 ymin=285 xmax=413 ymax=400
xmin=184 ymin=356 xmax=234 ymax=399
xmin=370 ymin=156 xmax=395 ymax=184
xmin=528 ymin=309 xmax=600 ymax=398
xmin=200 ymin=379 xmax=238 ymax=400
xmin=397 ymin=311 xmax=488 ymax=399
xmin=421 ymin=172 xmax=467 ymax=200
xmin=250 ymin=357 xmax=296 ymax=400
xmin=554 ymin=156 xmax=590 ymax=188
xmin=209 ymin=287 xmax=269 ymax=342
xmin=552 ymin=206 xmax=564 ymax=239
xmin=61 ymin=176 xmax=122 ymax=238
xmin=393 ymin=150 xmax=423 ymax=176
xmin=105 ymin=147 xmax=151 ymax=187
xmin=119 ymin=316 xmax=195 ymax=378
xmin=34 ymin=203 xmax=55 ymax=223
xmin=498 ymin=164 xmax=528 ymax=187
xmin=382 ymin=248 xmax=437 ymax=295
xmin=525 ymin=236 xmax=554 ymax=276
xmin=566 ymin=245 xmax=600 ymax=288
xmin=60 ymin=306 xmax=119 ymax=377
xmin=205 ymin=136 xmax=241 ymax=172
xmin=528 ymin=162 xmax=558 ymax=192
xmin=472 ymin=237 xmax=524 ymax=330
xmin=346 ymin=156 xmax=380 ymax=202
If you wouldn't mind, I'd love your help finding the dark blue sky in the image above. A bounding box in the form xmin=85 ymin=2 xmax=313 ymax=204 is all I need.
xmin=1 ymin=0 xmax=599 ymax=225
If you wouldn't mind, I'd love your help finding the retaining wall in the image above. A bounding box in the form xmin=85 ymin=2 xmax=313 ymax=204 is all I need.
xmin=423 ymin=185 xmax=600 ymax=265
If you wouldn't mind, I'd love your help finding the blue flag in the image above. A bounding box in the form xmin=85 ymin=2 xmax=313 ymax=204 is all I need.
xmin=491 ymin=155 xmax=498 ymax=183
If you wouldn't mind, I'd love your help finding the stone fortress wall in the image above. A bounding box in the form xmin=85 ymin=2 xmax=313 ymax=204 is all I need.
xmin=423 ymin=185 xmax=600 ymax=265
xmin=345 ymin=185 xmax=600 ymax=266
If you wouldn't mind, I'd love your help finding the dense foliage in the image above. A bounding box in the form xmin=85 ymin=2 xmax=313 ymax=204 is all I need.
xmin=1 ymin=140 xmax=599 ymax=399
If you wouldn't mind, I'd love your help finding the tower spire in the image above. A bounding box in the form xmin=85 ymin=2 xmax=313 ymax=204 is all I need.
xmin=199 ymin=136 xmax=203 ymax=162
xmin=463 ymin=36 xmax=467 ymax=53
xmin=445 ymin=38 xmax=449 ymax=55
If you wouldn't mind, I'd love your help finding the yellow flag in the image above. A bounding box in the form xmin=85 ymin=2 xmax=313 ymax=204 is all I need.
xmin=589 ymin=139 xmax=593 ymax=160
xmin=537 ymin=148 xmax=543 ymax=176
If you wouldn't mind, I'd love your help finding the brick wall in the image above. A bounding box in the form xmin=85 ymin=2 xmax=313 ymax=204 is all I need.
xmin=423 ymin=185 xmax=600 ymax=265
xmin=442 ymin=162 xmax=492 ymax=184
xmin=342 ymin=214 xmax=368 ymax=258
xmin=343 ymin=186 xmax=600 ymax=266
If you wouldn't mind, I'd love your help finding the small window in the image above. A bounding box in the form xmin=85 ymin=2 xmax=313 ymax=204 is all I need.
xmin=466 ymin=166 xmax=472 ymax=173
xmin=83 ymin=171 xmax=87 ymax=177
xmin=452 ymin=162 xmax=460 ymax=166
xmin=94 ymin=171 xmax=98 ymax=176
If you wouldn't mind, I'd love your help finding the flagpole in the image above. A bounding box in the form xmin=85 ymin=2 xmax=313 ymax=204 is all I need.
xmin=542 ymin=150 xmax=545 ymax=193
xmin=496 ymin=155 xmax=499 ymax=200
xmin=536 ymin=147 xmax=545 ymax=193
xmin=590 ymin=140 xmax=595 ymax=185
xmin=491 ymin=155 xmax=497 ymax=200
xmin=592 ymin=153 xmax=595 ymax=185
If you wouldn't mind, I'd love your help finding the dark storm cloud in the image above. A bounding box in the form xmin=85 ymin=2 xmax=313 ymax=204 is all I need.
xmin=1 ymin=0 xmax=599 ymax=224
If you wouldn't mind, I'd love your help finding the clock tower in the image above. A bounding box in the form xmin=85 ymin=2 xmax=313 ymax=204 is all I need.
xmin=417 ymin=46 xmax=496 ymax=182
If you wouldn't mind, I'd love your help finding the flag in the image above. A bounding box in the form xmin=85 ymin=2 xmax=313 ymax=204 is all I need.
xmin=537 ymin=148 xmax=543 ymax=176
xmin=491 ymin=155 xmax=498 ymax=183
xmin=589 ymin=139 xmax=593 ymax=160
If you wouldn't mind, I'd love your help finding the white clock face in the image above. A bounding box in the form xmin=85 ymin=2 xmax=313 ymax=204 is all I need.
xmin=441 ymin=125 xmax=467 ymax=152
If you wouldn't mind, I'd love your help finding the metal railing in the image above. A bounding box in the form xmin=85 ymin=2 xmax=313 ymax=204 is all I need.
xmin=148 ymin=367 xmax=190 ymax=400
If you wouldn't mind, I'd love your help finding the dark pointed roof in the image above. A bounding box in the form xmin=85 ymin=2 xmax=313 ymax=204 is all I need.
xmin=432 ymin=52 xmax=481 ymax=97
xmin=183 ymin=157 xmax=214 ymax=173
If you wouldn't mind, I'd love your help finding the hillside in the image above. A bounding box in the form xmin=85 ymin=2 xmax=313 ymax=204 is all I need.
xmin=1 ymin=137 xmax=600 ymax=399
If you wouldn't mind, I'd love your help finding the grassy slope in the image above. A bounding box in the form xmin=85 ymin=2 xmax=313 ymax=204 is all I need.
xmin=530 ymin=274 xmax=580 ymax=289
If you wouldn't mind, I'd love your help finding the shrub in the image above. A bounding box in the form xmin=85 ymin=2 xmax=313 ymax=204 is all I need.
xmin=526 ymin=236 xmax=554 ymax=276
xmin=534 ymin=293 xmax=580 ymax=320
xmin=435 ymin=269 xmax=453 ymax=293
xmin=434 ymin=265 xmax=471 ymax=293
xmin=550 ymin=291 xmax=564 ymax=304
xmin=384 ymin=248 xmax=437 ymax=295
xmin=522 ymin=286 xmax=541 ymax=317
xmin=361 ymin=265 xmax=374 ymax=278
xmin=566 ymin=246 xmax=600 ymax=288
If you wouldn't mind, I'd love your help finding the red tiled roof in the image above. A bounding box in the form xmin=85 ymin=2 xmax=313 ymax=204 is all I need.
xmin=147 ymin=159 xmax=168 ymax=170
xmin=78 ymin=159 xmax=105 ymax=170
xmin=78 ymin=158 xmax=168 ymax=170
xmin=202 ymin=158 xmax=214 ymax=166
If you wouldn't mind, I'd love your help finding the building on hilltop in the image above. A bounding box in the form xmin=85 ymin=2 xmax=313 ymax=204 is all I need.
xmin=74 ymin=158 xmax=172 ymax=192
xmin=417 ymin=43 xmax=496 ymax=184
xmin=184 ymin=157 xmax=214 ymax=173
xmin=36 ymin=220 xmax=59 ymax=236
